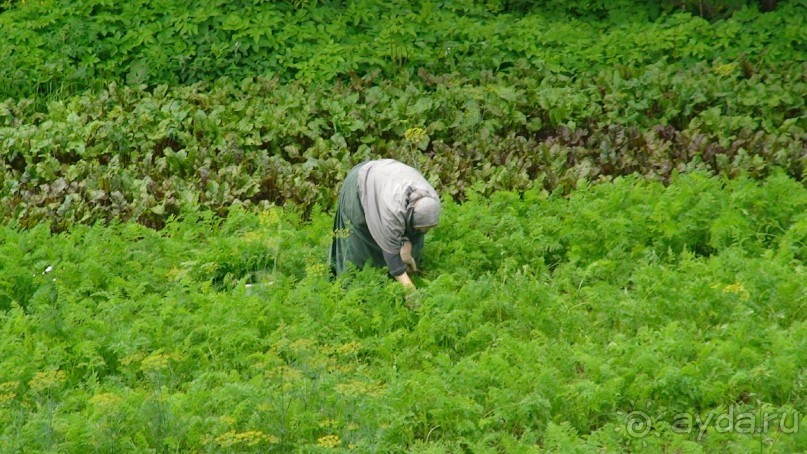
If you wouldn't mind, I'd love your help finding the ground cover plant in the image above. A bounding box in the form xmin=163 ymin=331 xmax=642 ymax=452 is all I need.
xmin=1 ymin=0 xmax=806 ymax=451
xmin=0 ymin=172 xmax=805 ymax=452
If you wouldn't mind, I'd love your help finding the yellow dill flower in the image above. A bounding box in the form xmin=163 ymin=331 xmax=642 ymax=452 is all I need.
xmin=214 ymin=430 xmax=279 ymax=448
xmin=140 ymin=353 xmax=170 ymax=373
xmin=265 ymin=365 xmax=303 ymax=382
xmin=334 ymin=380 xmax=385 ymax=397
xmin=327 ymin=363 xmax=357 ymax=374
xmin=220 ymin=416 xmax=237 ymax=426
xmin=120 ymin=352 xmax=146 ymax=366
xmin=0 ymin=392 xmax=17 ymax=405
xmin=335 ymin=341 xmax=362 ymax=356
xmin=319 ymin=419 xmax=338 ymax=428
xmin=722 ymin=282 xmax=750 ymax=301
xmin=332 ymin=227 xmax=352 ymax=239
xmin=317 ymin=434 xmax=341 ymax=448
xmin=305 ymin=263 xmax=330 ymax=278
xmin=290 ymin=338 xmax=316 ymax=353
xmin=0 ymin=381 xmax=19 ymax=394
xmin=28 ymin=370 xmax=66 ymax=393
xmin=88 ymin=392 xmax=122 ymax=409
xmin=714 ymin=63 xmax=737 ymax=76
xmin=0 ymin=381 xmax=20 ymax=405
xmin=404 ymin=127 xmax=427 ymax=143
xmin=214 ymin=431 xmax=238 ymax=447
xmin=0 ymin=390 xmax=17 ymax=405
xmin=259 ymin=208 xmax=281 ymax=227
xmin=310 ymin=355 xmax=337 ymax=371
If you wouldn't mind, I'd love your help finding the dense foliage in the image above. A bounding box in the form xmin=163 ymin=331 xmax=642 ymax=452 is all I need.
xmin=2 ymin=59 xmax=804 ymax=230
xmin=1 ymin=0 xmax=806 ymax=451
xmin=1 ymin=173 xmax=805 ymax=452
xmin=2 ymin=1 xmax=804 ymax=231
xmin=0 ymin=0 xmax=803 ymax=101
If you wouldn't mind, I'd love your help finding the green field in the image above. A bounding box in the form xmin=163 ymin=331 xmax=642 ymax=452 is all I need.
xmin=2 ymin=173 xmax=806 ymax=451
xmin=1 ymin=0 xmax=806 ymax=451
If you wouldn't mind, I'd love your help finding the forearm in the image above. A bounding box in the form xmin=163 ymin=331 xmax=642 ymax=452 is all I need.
xmin=383 ymin=249 xmax=407 ymax=277
xmin=394 ymin=272 xmax=415 ymax=289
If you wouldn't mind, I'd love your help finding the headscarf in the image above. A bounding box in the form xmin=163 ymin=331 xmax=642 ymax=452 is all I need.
xmin=410 ymin=192 xmax=441 ymax=228
xmin=358 ymin=159 xmax=441 ymax=254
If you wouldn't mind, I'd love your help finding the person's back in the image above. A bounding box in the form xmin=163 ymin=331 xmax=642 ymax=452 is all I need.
xmin=329 ymin=159 xmax=440 ymax=289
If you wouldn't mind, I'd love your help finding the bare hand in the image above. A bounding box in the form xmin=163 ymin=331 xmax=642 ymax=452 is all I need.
xmin=400 ymin=240 xmax=417 ymax=273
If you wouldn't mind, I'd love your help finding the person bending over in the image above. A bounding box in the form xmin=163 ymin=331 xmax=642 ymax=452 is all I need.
xmin=329 ymin=159 xmax=441 ymax=289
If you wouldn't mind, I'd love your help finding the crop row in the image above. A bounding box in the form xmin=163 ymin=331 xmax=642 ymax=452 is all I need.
xmin=1 ymin=0 xmax=803 ymax=101
xmin=1 ymin=60 xmax=804 ymax=230
xmin=1 ymin=172 xmax=805 ymax=451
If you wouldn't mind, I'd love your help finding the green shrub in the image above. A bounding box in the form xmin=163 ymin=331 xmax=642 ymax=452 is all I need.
xmin=0 ymin=0 xmax=803 ymax=101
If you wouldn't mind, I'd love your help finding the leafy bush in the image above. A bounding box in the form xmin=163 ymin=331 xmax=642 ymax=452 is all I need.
xmin=0 ymin=0 xmax=803 ymax=101
xmin=1 ymin=58 xmax=804 ymax=230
